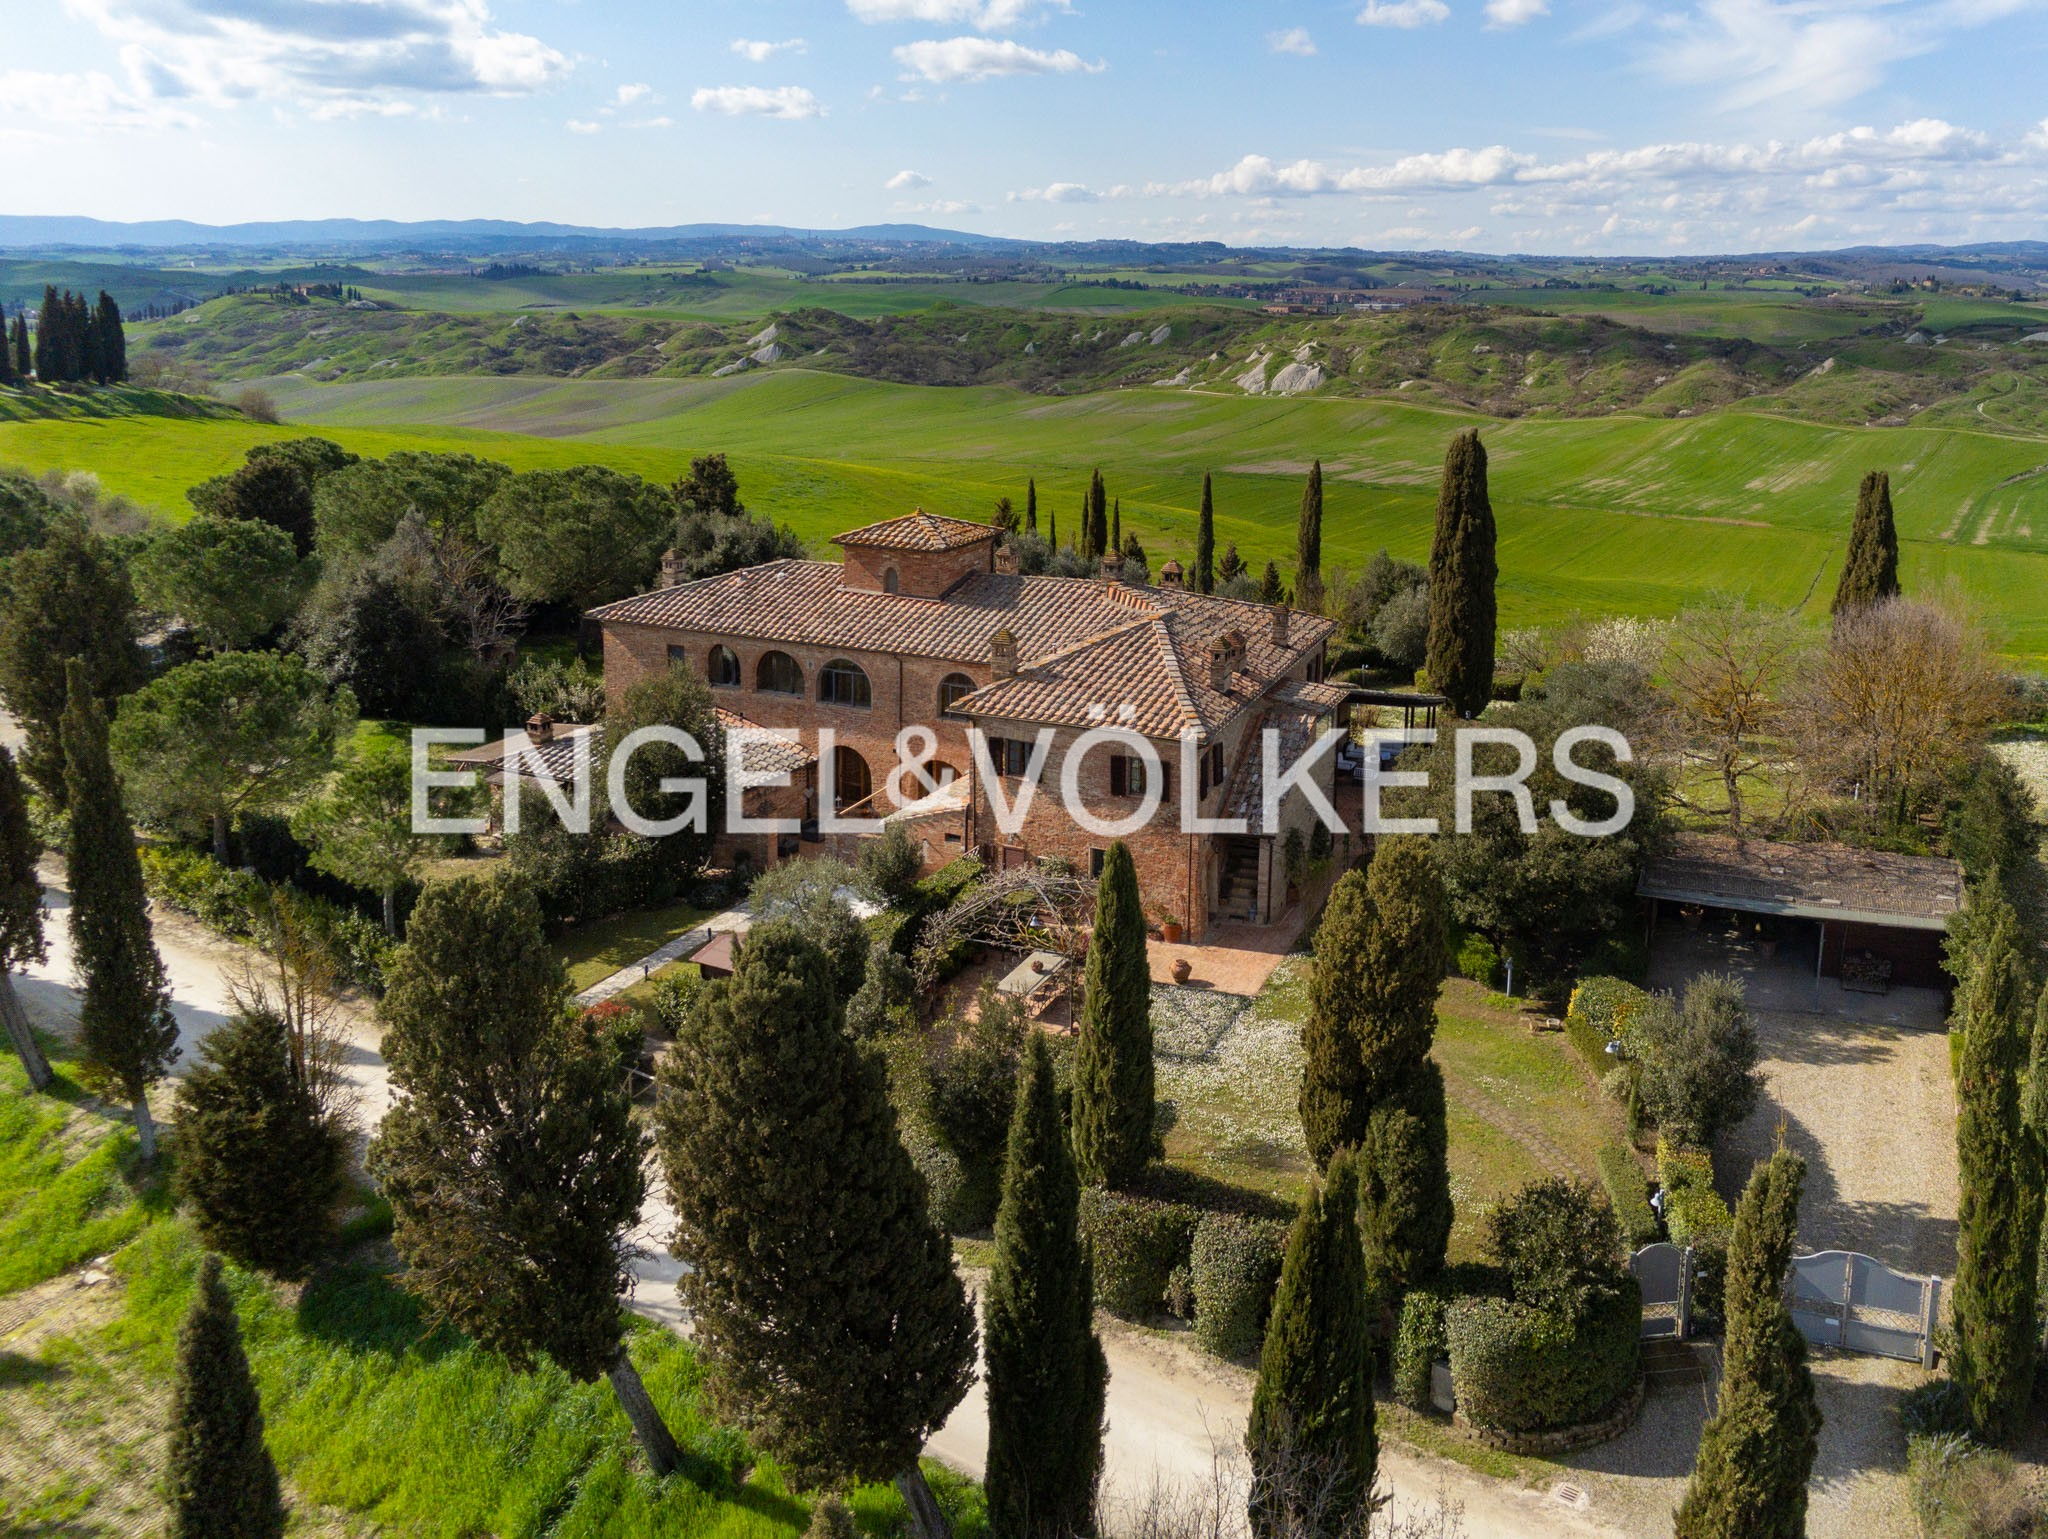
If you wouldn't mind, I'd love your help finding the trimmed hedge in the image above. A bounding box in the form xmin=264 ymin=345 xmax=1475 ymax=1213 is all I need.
xmin=1393 ymin=1288 xmax=1450 ymax=1411
xmin=1450 ymin=927 xmax=1501 ymax=988
xmin=901 ymin=1114 xmax=975 ymax=1236
xmin=1445 ymin=1283 xmax=1642 ymax=1435
xmin=1564 ymin=975 xmax=1652 ymax=1078
xmin=1658 ymin=1138 xmax=1733 ymax=1321
xmin=1597 ymin=1144 xmax=1659 ymax=1247
xmin=1078 ymin=1189 xmax=1201 ymax=1320
xmin=140 ymin=844 xmax=392 ymax=992
xmin=1188 ymin=1213 xmax=1286 ymax=1360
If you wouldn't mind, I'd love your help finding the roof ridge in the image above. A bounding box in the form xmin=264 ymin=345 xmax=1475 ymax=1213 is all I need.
xmin=1144 ymin=613 xmax=1204 ymax=733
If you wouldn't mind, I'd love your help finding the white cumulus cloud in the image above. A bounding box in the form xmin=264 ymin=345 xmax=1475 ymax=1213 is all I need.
xmin=1484 ymin=0 xmax=1549 ymax=23
xmin=731 ymin=38 xmax=808 ymax=62
xmin=886 ymin=168 xmax=934 ymax=189
xmin=0 ymin=67 xmax=196 ymax=129
xmin=1357 ymin=0 xmax=1451 ymax=28
xmin=1267 ymin=27 xmax=1318 ymax=55
xmin=565 ymin=117 xmax=600 ymax=133
xmin=613 ymin=82 xmax=656 ymax=106
xmin=1009 ymin=181 xmax=1102 ymax=202
xmin=893 ymin=36 xmax=1106 ymax=82
xmin=690 ymin=84 xmax=825 ymax=119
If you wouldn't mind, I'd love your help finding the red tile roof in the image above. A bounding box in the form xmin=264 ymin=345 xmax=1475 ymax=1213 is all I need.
xmin=832 ymin=510 xmax=997 ymax=552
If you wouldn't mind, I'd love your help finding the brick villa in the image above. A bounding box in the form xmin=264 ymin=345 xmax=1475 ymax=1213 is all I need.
xmin=589 ymin=509 xmax=1353 ymax=943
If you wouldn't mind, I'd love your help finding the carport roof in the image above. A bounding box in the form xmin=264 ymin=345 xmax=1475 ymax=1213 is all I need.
xmin=1638 ymin=833 xmax=1964 ymax=932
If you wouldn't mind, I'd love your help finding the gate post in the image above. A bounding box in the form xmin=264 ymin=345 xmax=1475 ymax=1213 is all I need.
xmin=1675 ymin=1246 xmax=1694 ymax=1342
xmin=1839 ymin=1254 xmax=1854 ymax=1348
xmin=1922 ymin=1276 xmax=1941 ymax=1371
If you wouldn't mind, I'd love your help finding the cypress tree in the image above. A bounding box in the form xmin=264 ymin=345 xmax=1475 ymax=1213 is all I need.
xmin=1219 ymin=542 xmax=1244 ymax=585
xmin=1295 ymin=460 xmax=1324 ymax=615
xmin=1674 ymin=1149 xmax=1819 ymax=1539
xmin=1195 ymin=473 xmax=1216 ymax=594
xmin=63 ymin=660 xmax=178 ymax=1163
xmin=367 ymin=875 xmax=683 ymax=1474
xmin=1085 ymin=470 xmax=1108 ymax=561
xmin=985 ymin=1035 xmax=1107 ymax=1539
xmin=0 ymin=517 xmax=145 ymax=802
xmin=173 ymin=1008 xmax=348 ymax=1279
xmin=1950 ymin=891 xmax=2043 ymax=1444
xmin=32 ymin=286 xmax=57 ymax=381
xmin=654 ymin=923 xmax=976 ymax=1538
xmin=1246 ymin=1149 xmax=1375 ymax=1539
xmin=1259 ymin=561 xmax=1285 ymax=605
xmin=1049 ymin=506 xmax=1058 ymax=549
xmin=1071 ymin=840 xmax=1155 ymax=1189
xmin=1111 ymin=497 xmax=1121 ymax=555
xmin=11 ymin=313 xmax=31 ymax=382
xmin=1424 ymin=429 xmax=1498 ymax=719
xmin=0 ymin=311 xmax=14 ymax=387
xmin=163 ymin=1254 xmax=285 ymax=1539
xmin=1831 ymin=471 xmax=1901 ymax=619
xmin=94 ymin=291 xmax=127 ymax=384
xmin=1299 ymin=841 xmax=1452 ymax=1289
xmin=0 ymin=745 xmax=52 ymax=1090
xmin=1026 ymin=476 xmax=1038 ymax=534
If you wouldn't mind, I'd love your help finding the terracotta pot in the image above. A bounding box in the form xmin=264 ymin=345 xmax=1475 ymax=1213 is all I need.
xmin=1171 ymin=957 xmax=1193 ymax=985
xmin=1162 ymin=921 xmax=1184 ymax=944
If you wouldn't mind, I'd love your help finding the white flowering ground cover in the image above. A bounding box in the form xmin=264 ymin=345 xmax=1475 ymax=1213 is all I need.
xmin=1992 ymin=735 xmax=2048 ymax=813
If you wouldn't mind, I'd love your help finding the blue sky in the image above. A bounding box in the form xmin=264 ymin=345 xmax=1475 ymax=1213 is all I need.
xmin=3 ymin=0 xmax=2045 ymax=253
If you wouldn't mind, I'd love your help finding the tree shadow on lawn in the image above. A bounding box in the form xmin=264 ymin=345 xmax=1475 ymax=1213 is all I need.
xmin=0 ymin=1346 xmax=63 ymax=1386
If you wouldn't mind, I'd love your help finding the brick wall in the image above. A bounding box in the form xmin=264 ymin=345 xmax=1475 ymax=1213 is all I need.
xmin=839 ymin=539 xmax=994 ymax=598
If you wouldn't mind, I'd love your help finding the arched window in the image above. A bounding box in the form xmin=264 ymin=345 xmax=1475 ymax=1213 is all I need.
xmin=707 ymin=645 xmax=741 ymax=688
xmin=883 ymin=567 xmax=901 ymax=594
xmin=757 ymin=650 xmax=803 ymax=695
xmin=832 ymin=745 xmax=873 ymax=811
xmin=819 ymin=658 xmax=872 ymax=708
xmin=937 ymin=672 xmax=977 ymax=721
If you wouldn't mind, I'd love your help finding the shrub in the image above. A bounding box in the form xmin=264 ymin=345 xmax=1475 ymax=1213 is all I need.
xmin=1597 ymin=1144 xmax=1659 ymax=1247
xmin=1658 ymin=1138 xmax=1734 ymax=1321
xmin=1393 ymin=1288 xmax=1450 ymax=1411
xmin=1452 ymin=927 xmax=1501 ymax=987
xmin=139 ymin=845 xmax=391 ymax=991
xmin=1906 ymin=1430 xmax=2045 ymax=1539
xmin=900 ymin=1113 xmax=975 ymax=1235
xmin=1483 ymin=1176 xmax=1626 ymax=1315
xmin=1188 ymin=1213 xmax=1286 ymax=1360
xmin=1445 ymin=1284 xmax=1641 ymax=1434
xmin=1078 ymin=1188 xmax=1199 ymax=1319
xmin=1564 ymin=975 xmax=1651 ymax=1076
xmin=1633 ymin=973 xmax=1760 ymax=1147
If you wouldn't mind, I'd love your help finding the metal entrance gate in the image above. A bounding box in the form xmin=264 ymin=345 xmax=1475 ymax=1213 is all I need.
xmin=1631 ymin=1242 xmax=1694 ymax=1340
xmin=1787 ymin=1251 xmax=1941 ymax=1367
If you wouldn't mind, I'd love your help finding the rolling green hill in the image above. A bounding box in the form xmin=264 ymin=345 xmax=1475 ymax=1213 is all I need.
xmin=5 ymin=371 xmax=2045 ymax=662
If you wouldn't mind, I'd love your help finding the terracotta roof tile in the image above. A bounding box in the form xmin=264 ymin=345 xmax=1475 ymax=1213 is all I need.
xmin=832 ymin=510 xmax=997 ymax=552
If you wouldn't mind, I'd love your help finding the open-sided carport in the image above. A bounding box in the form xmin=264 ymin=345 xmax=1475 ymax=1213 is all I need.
xmin=1638 ymin=833 xmax=1964 ymax=995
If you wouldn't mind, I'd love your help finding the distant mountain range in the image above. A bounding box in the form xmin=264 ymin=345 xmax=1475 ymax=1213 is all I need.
xmin=0 ymin=215 xmax=1016 ymax=250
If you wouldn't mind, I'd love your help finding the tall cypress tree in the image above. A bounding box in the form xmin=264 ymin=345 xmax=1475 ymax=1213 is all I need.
xmin=1111 ymin=497 xmax=1121 ymax=556
xmin=92 ymin=291 xmax=126 ymax=385
xmin=1085 ymin=470 xmax=1108 ymax=562
xmin=1049 ymin=506 xmax=1058 ymax=550
xmin=1260 ymin=561 xmax=1285 ymax=605
xmin=0 ymin=517 xmax=145 ymax=804
xmin=1424 ymin=429 xmax=1498 ymax=719
xmin=1674 ymin=1149 xmax=1820 ymax=1539
xmin=367 ymin=875 xmax=683 ymax=1474
xmin=1026 ymin=476 xmax=1038 ymax=535
xmin=1295 ymin=460 xmax=1324 ymax=615
xmin=1195 ymin=473 xmax=1216 ymax=594
xmin=0 ymin=744 xmax=51 ymax=1090
xmin=32 ymin=286 xmax=58 ymax=382
xmin=1071 ymin=840 xmax=1155 ymax=1189
xmin=1299 ymin=841 xmax=1451 ymax=1291
xmin=985 ymin=1035 xmax=1107 ymax=1539
xmin=63 ymin=660 xmax=178 ymax=1163
xmin=11 ymin=313 xmax=31 ymax=382
xmin=1831 ymin=470 xmax=1901 ymax=619
xmin=1950 ymin=890 xmax=2043 ymax=1445
xmin=654 ymin=923 xmax=976 ymax=1539
xmin=0 ymin=310 xmax=14 ymax=387
xmin=1246 ymin=1149 xmax=1375 ymax=1539
xmin=163 ymin=1254 xmax=285 ymax=1539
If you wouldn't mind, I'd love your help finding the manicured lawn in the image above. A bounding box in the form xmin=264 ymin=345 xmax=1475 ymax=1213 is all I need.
xmin=1156 ymin=969 xmax=1627 ymax=1259
xmin=556 ymin=901 xmax=717 ymax=993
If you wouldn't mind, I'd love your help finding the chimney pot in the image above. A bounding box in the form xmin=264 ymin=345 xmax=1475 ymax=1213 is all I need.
xmin=526 ymin=712 xmax=555 ymax=743
xmin=1207 ymin=636 xmax=1233 ymax=693
xmin=659 ymin=548 xmax=684 ymax=588
xmin=993 ymin=542 xmax=1020 ymax=575
xmin=1159 ymin=559 xmax=1184 ymax=589
xmin=991 ymin=628 xmax=1019 ymax=681
xmin=1272 ymin=606 xmax=1292 ymax=647
xmin=1101 ymin=548 xmax=1124 ymax=582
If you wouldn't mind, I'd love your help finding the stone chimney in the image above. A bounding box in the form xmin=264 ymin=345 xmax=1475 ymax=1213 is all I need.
xmin=659 ymin=548 xmax=684 ymax=588
xmin=993 ymin=542 xmax=1020 ymax=576
xmin=1271 ymin=605 xmax=1292 ymax=648
xmin=1101 ymin=547 xmax=1125 ymax=583
xmin=526 ymin=712 xmax=555 ymax=743
xmin=991 ymin=627 xmax=1019 ymax=681
xmin=1159 ymin=559 xmax=1184 ymax=589
xmin=1207 ymin=635 xmax=1234 ymax=693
